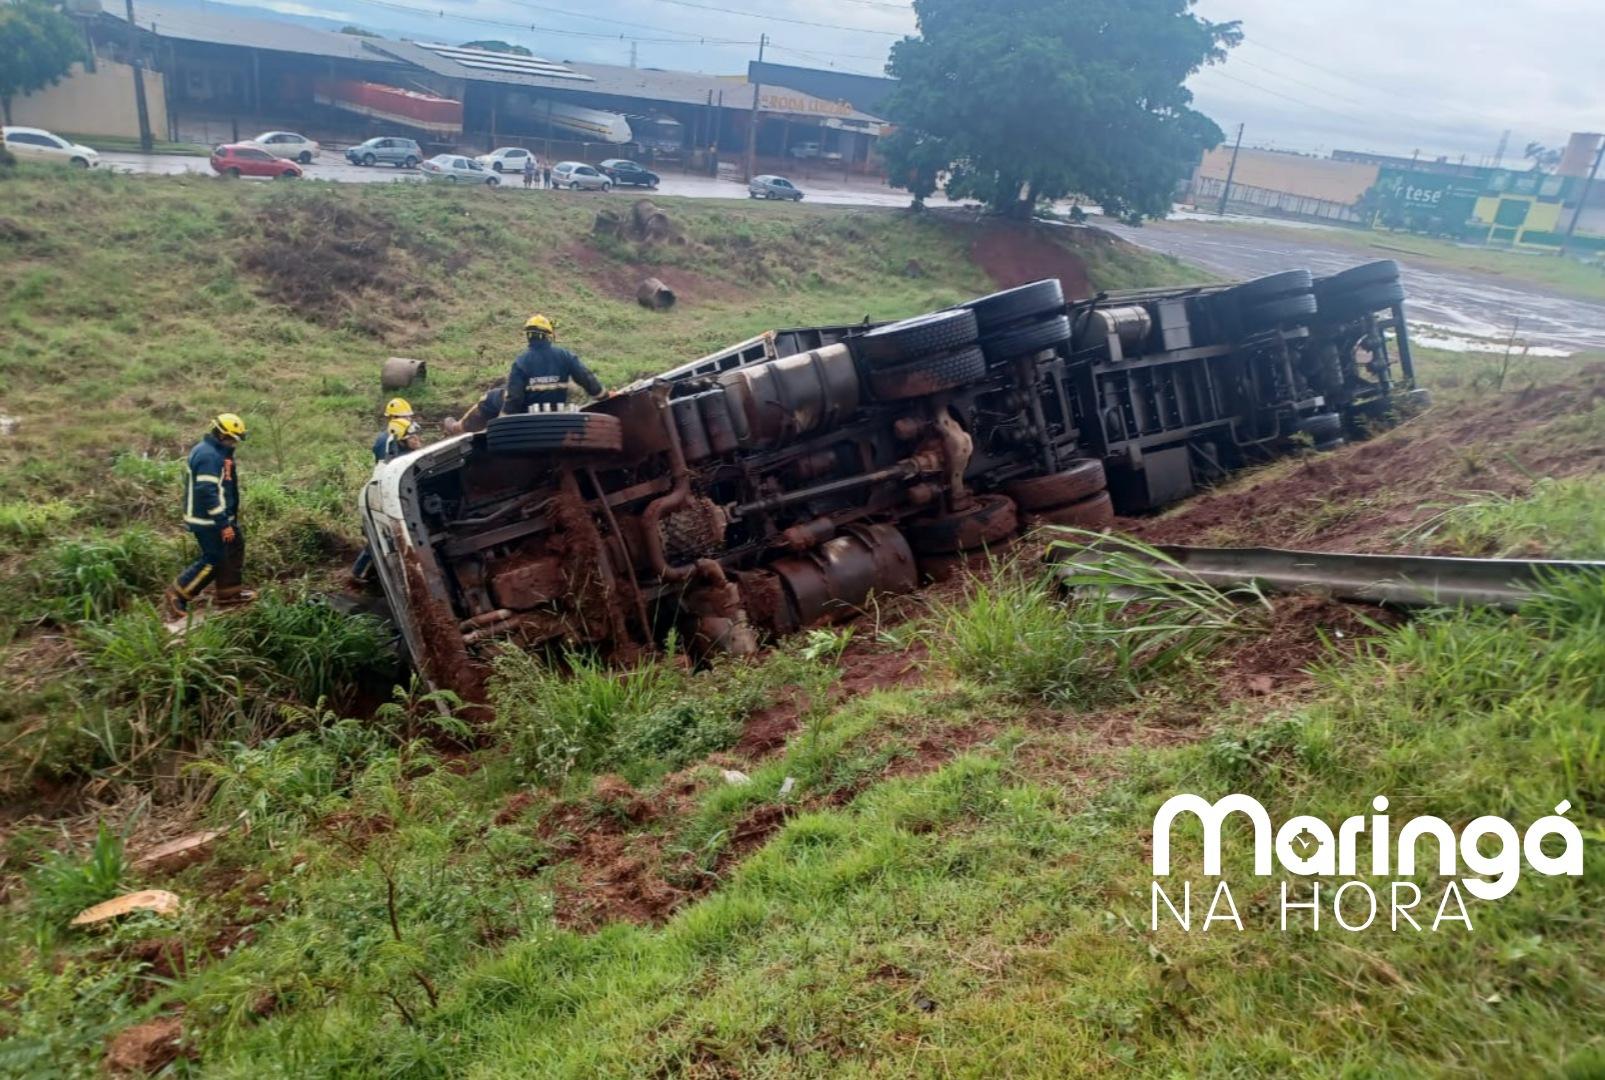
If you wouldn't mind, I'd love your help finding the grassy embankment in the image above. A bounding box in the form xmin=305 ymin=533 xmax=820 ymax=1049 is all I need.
xmin=0 ymin=165 xmax=1601 ymax=1077
xmin=1147 ymin=214 xmax=1605 ymax=305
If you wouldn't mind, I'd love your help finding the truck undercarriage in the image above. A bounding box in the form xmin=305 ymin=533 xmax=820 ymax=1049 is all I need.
xmin=361 ymin=260 xmax=1418 ymax=698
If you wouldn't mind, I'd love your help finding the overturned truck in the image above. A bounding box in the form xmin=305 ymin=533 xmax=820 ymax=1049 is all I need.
xmin=363 ymin=260 xmax=1419 ymax=696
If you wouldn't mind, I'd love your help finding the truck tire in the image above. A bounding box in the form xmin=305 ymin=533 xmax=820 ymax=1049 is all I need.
xmin=858 ymin=309 xmax=979 ymax=366
xmin=1318 ymin=280 xmax=1407 ymax=322
xmin=1315 ymin=260 xmax=1399 ymax=295
xmin=963 ymin=279 xmax=1065 ymax=333
xmin=1229 ymin=269 xmax=1313 ymax=305
xmin=981 ymin=313 xmax=1072 ymax=363
xmin=866 ymin=346 xmax=988 ymax=400
xmin=1028 ymin=490 xmax=1115 ymax=529
xmin=905 ymin=494 xmax=1019 ymax=555
xmin=1291 ymin=412 xmax=1343 ymax=448
xmin=1003 ymin=458 xmax=1107 ymax=510
xmin=485 ymin=411 xmax=624 ymax=454
xmin=1242 ymin=292 xmax=1319 ymax=329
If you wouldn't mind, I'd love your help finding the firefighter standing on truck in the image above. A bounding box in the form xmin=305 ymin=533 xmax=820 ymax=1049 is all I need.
xmin=501 ymin=314 xmax=604 ymax=414
xmin=166 ymin=413 xmax=252 ymax=616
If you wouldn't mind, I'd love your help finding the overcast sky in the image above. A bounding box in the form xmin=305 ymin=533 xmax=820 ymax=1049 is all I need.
xmin=258 ymin=0 xmax=1603 ymax=163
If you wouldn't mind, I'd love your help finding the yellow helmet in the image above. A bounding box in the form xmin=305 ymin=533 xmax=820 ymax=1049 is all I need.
xmin=387 ymin=416 xmax=414 ymax=441
xmin=211 ymin=413 xmax=247 ymax=441
xmin=524 ymin=313 xmax=555 ymax=338
xmin=384 ymin=397 xmax=414 ymax=419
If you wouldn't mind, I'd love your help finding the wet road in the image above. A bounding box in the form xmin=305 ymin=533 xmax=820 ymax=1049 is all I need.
xmin=1099 ymin=217 xmax=1605 ymax=353
xmin=98 ymin=151 xmax=956 ymax=208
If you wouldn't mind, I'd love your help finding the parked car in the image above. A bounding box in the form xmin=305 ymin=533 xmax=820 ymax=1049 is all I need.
xmin=788 ymin=141 xmax=821 ymax=159
xmin=419 ymin=154 xmax=500 ymax=186
xmin=598 ymin=159 xmax=659 ymax=188
xmin=749 ymin=174 xmax=803 ymax=201
xmin=552 ymin=161 xmax=612 ymax=191
xmin=247 ymin=131 xmax=320 ymax=163
xmin=209 ymin=144 xmax=302 ymax=179
xmin=476 ymin=146 xmax=536 ymax=173
xmin=1 ymin=126 xmax=98 ymax=168
xmin=345 ymin=137 xmax=422 ymax=168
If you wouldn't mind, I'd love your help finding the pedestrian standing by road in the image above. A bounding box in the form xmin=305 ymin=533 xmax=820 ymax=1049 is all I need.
xmin=542 ymin=161 xmax=552 ymax=189
xmin=522 ymin=155 xmax=535 ymax=189
xmin=502 ymin=315 xmax=604 ymax=414
xmin=165 ymin=413 xmax=252 ymax=617
xmin=352 ymin=399 xmax=423 ymax=583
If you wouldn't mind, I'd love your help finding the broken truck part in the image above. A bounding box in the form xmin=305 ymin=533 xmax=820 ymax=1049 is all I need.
xmin=1051 ymin=543 xmax=1605 ymax=611
xmin=361 ymin=262 xmax=1422 ymax=696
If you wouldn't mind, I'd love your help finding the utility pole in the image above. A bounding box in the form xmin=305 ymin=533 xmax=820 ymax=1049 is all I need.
xmin=629 ymin=41 xmax=637 ymax=68
xmin=1560 ymin=138 xmax=1604 ymax=257
xmin=1216 ymin=122 xmax=1244 ymax=216
xmin=125 ymin=0 xmax=154 ymax=153
xmin=744 ymin=33 xmax=766 ymax=183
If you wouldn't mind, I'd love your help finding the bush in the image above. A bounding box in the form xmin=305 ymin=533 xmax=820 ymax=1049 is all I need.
xmin=39 ymin=526 xmax=175 ymax=622
xmin=26 ymin=822 xmax=127 ymax=937
xmin=223 ymin=588 xmax=395 ymax=705
xmin=0 ymin=500 xmax=76 ymax=545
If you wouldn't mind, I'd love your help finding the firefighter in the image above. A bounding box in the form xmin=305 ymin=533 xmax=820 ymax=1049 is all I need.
xmin=166 ymin=413 xmax=251 ymax=616
xmin=352 ymin=399 xmax=422 ymax=583
xmin=442 ymin=385 xmax=505 ymax=436
xmin=501 ymin=314 xmax=604 ymax=415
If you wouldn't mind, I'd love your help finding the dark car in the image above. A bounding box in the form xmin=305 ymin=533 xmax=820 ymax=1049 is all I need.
xmin=345 ymin=137 xmax=422 ymax=169
xmin=598 ymin=159 xmax=659 ymax=188
xmin=210 ymin=144 xmax=301 ymax=179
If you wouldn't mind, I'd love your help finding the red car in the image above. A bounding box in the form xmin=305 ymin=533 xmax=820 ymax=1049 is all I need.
xmin=210 ymin=143 xmax=302 ymax=179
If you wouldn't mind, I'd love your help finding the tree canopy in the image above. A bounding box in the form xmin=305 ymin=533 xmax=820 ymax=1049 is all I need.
xmin=461 ymin=40 xmax=533 ymax=57
xmin=0 ymin=0 xmax=83 ymax=124
xmin=882 ymin=0 xmax=1239 ymax=220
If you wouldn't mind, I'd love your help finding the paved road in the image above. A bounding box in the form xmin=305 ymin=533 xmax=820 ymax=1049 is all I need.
xmin=1099 ymin=217 xmax=1605 ymax=353
xmin=98 ymin=151 xmax=955 ymax=208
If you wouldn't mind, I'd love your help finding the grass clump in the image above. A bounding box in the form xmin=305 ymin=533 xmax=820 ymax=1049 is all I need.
xmin=38 ymin=527 xmax=174 ymax=622
xmin=224 ymin=589 xmax=395 ymax=706
xmin=1415 ymin=476 xmax=1605 ymax=557
xmin=24 ymin=823 xmax=128 ymax=940
xmin=928 ymin=541 xmax=1264 ymax=705
xmin=0 ymin=500 xmax=75 ymax=545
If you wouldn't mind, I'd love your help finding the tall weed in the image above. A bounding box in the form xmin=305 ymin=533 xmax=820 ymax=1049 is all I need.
xmin=39 ymin=527 xmax=174 ymax=622
xmin=223 ymin=589 xmax=395 ymax=705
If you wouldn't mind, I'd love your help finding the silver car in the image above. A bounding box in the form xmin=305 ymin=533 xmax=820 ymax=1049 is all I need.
xmin=345 ymin=136 xmax=422 ymax=169
xmin=419 ymin=154 xmax=500 ymax=186
xmin=749 ymin=174 xmax=803 ymax=201
xmin=552 ymin=161 xmax=612 ymax=191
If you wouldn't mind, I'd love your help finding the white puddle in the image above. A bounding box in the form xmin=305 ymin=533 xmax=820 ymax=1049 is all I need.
xmin=1409 ymin=325 xmax=1573 ymax=358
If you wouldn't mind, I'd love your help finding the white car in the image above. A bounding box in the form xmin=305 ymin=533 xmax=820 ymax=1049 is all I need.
xmin=475 ymin=146 xmax=536 ymax=174
xmin=419 ymin=154 xmax=500 ymax=186
xmin=1 ymin=126 xmax=98 ymax=168
xmin=246 ymin=131 xmax=320 ymax=164
xmin=552 ymin=161 xmax=611 ymax=191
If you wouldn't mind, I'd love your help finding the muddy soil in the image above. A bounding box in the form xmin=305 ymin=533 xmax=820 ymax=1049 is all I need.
xmin=969 ymin=222 xmax=1094 ymax=299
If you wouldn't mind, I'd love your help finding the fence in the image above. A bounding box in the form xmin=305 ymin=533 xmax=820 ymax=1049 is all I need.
xmin=1186 ymin=175 xmax=1364 ymax=225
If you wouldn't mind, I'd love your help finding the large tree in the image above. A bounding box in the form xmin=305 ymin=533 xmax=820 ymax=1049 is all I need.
xmin=883 ymin=0 xmax=1239 ymax=220
xmin=0 ymin=0 xmax=82 ymax=125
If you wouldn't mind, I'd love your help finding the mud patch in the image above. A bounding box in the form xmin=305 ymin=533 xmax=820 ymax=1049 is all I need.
xmin=564 ymin=241 xmax=737 ymax=309
xmin=1218 ymin=594 xmax=1402 ymax=700
xmin=105 ymin=1015 xmax=188 ymax=1075
xmin=238 ymin=193 xmax=439 ymax=332
xmin=969 ymin=222 xmax=1093 ymax=299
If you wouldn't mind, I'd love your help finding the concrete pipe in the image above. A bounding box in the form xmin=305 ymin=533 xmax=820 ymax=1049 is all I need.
xmin=381 ymin=357 xmax=428 ymax=390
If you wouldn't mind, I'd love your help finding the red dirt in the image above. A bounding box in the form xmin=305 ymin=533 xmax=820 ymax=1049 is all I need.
xmin=564 ymin=241 xmax=739 ymax=312
xmin=104 ymin=1015 xmax=188 ymax=1075
xmin=1127 ymin=368 xmax=1605 ymax=553
xmin=734 ymin=639 xmax=925 ymax=759
xmin=969 ymin=222 xmax=1093 ymax=299
xmin=1217 ymin=594 xmax=1404 ymax=701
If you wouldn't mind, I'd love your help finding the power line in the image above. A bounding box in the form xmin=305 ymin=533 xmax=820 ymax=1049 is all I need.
xmin=1229 ymin=56 xmax=1377 ymax=112
xmin=344 ymin=0 xmax=758 ymax=45
xmin=490 ymin=0 xmax=740 ymax=44
xmin=1240 ymin=39 xmax=1504 ymax=127
xmin=1199 ymin=69 xmax=1363 ymax=123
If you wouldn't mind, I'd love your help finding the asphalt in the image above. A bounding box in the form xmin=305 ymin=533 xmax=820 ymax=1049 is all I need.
xmin=96 ymin=151 xmax=950 ymax=208
xmin=1099 ymin=217 xmax=1605 ymax=354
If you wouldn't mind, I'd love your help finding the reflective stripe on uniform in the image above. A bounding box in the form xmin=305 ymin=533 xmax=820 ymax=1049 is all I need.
xmin=185 ymin=515 xmax=219 ymax=527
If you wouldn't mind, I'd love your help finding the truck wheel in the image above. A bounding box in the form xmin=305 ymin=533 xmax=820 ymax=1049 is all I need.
xmin=866 ymin=346 xmax=987 ymax=400
xmin=1242 ymin=292 xmax=1318 ymax=329
xmin=1291 ymin=412 xmax=1343 ymax=449
xmin=905 ymin=494 xmax=1019 ymax=555
xmin=484 ymin=412 xmax=624 ymax=453
xmin=1229 ymin=269 xmax=1313 ymax=305
xmin=963 ymin=279 xmax=1065 ymax=333
xmin=1317 ymin=280 xmax=1407 ymax=322
xmin=858 ymin=308 xmax=979 ymax=366
xmin=981 ymin=313 xmax=1072 ymax=363
xmin=1027 ymin=490 xmax=1115 ymax=530
xmin=1315 ymin=260 xmax=1399 ymax=295
xmin=1003 ymin=458 xmax=1107 ymax=510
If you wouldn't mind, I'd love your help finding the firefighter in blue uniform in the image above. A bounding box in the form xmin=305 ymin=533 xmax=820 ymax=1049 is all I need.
xmin=501 ymin=314 xmax=604 ymax=414
xmin=166 ymin=413 xmax=251 ymax=616
xmin=442 ymin=385 xmax=505 ymax=436
xmin=352 ymin=398 xmax=422 ymax=583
